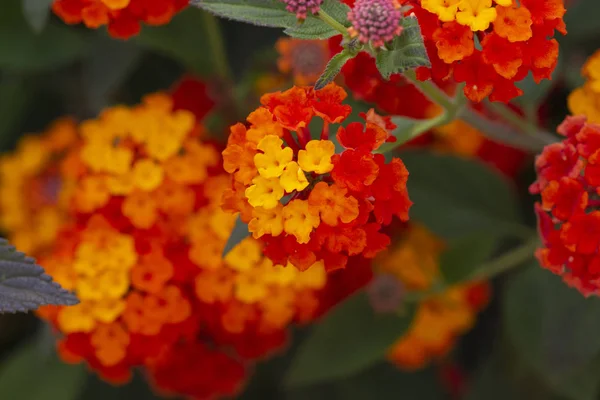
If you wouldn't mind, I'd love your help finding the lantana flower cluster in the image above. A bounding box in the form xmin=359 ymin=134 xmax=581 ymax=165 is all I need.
xmin=0 ymin=118 xmax=78 ymax=256
xmin=52 ymin=0 xmax=187 ymax=38
xmin=376 ymin=224 xmax=490 ymax=369
xmin=414 ymin=0 xmax=566 ymax=102
xmin=568 ymin=50 xmax=600 ymax=123
xmin=27 ymin=86 xmax=365 ymax=399
xmin=530 ymin=115 xmax=600 ymax=297
xmin=222 ymin=83 xmax=412 ymax=273
xmin=338 ymin=0 xmax=566 ymax=103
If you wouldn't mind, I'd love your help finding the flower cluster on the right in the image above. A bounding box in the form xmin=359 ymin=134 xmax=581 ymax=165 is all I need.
xmin=530 ymin=115 xmax=600 ymax=296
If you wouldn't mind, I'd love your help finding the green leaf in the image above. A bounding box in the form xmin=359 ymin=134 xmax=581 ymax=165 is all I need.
xmin=0 ymin=75 xmax=35 ymax=151
xmin=0 ymin=238 xmax=79 ymax=313
xmin=192 ymin=0 xmax=347 ymax=39
xmin=0 ymin=340 xmax=86 ymax=400
xmin=439 ymin=235 xmax=497 ymax=285
xmin=22 ymin=0 xmax=54 ymax=33
xmin=336 ymin=364 xmax=445 ymax=400
xmin=135 ymin=8 xmax=217 ymax=76
xmin=82 ymin=34 xmax=143 ymax=114
xmin=375 ymin=16 xmax=430 ymax=79
xmin=0 ymin=2 xmax=86 ymax=72
xmin=315 ymin=49 xmax=355 ymax=90
xmin=399 ymin=150 xmax=520 ymax=239
xmin=562 ymin=0 xmax=600 ymax=42
xmin=285 ymin=293 xmax=415 ymax=388
xmin=504 ymin=264 xmax=600 ymax=399
xmin=222 ymin=216 xmax=250 ymax=257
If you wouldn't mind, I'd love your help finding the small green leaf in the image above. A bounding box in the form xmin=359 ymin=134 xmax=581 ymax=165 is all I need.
xmin=0 ymin=238 xmax=79 ymax=313
xmin=22 ymin=0 xmax=54 ymax=33
xmin=375 ymin=16 xmax=430 ymax=79
xmin=439 ymin=235 xmax=497 ymax=284
xmin=285 ymin=293 xmax=415 ymax=388
xmin=315 ymin=49 xmax=354 ymax=90
xmin=192 ymin=0 xmax=347 ymax=39
xmin=0 ymin=340 xmax=86 ymax=400
xmin=504 ymin=264 xmax=600 ymax=397
xmin=222 ymin=216 xmax=250 ymax=257
xmin=399 ymin=150 xmax=520 ymax=239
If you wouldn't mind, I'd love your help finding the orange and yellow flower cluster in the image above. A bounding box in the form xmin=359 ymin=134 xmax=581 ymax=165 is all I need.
xmin=413 ymin=0 xmax=566 ymax=102
xmin=568 ymin=50 xmax=600 ymax=124
xmin=52 ymin=0 xmax=187 ymax=38
xmin=222 ymin=83 xmax=412 ymax=273
xmin=338 ymin=0 xmax=565 ymax=103
xmin=0 ymin=118 xmax=78 ymax=256
xmin=377 ymin=224 xmax=490 ymax=369
xmin=19 ymin=83 xmax=367 ymax=399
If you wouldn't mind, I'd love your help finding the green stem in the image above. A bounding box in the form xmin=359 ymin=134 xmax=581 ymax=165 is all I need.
xmin=375 ymin=112 xmax=451 ymax=154
xmin=401 ymin=72 xmax=557 ymax=152
xmin=403 ymin=69 xmax=455 ymax=110
xmin=202 ymin=11 xmax=233 ymax=81
xmin=404 ymin=237 xmax=539 ymax=303
xmin=318 ymin=9 xmax=349 ymax=38
xmin=485 ymin=101 xmax=557 ymax=145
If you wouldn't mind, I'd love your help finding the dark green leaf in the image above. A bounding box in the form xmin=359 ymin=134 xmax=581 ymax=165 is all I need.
xmin=400 ymin=150 xmax=520 ymax=239
xmin=439 ymin=235 xmax=497 ymax=284
xmin=22 ymin=0 xmax=54 ymax=33
xmin=136 ymin=8 xmax=217 ymax=76
xmin=285 ymin=293 xmax=414 ymax=388
xmin=0 ymin=75 xmax=35 ymax=150
xmin=315 ymin=50 xmax=354 ymax=90
xmin=82 ymin=35 xmax=143 ymax=114
xmin=0 ymin=2 xmax=86 ymax=72
xmin=504 ymin=264 xmax=600 ymax=399
xmin=222 ymin=216 xmax=250 ymax=257
xmin=192 ymin=0 xmax=347 ymax=40
xmin=375 ymin=16 xmax=430 ymax=79
xmin=562 ymin=0 xmax=600 ymax=42
xmin=0 ymin=238 xmax=79 ymax=313
xmin=0 ymin=340 xmax=86 ymax=400
xmin=336 ymin=364 xmax=445 ymax=400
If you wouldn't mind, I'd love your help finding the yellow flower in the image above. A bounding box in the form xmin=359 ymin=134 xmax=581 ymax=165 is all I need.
xmin=245 ymin=176 xmax=285 ymax=209
xmin=298 ymin=140 xmax=335 ymax=174
xmin=254 ymin=135 xmax=293 ymax=178
xmin=280 ymin=162 xmax=309 ymax=192
xmin=422 ymin=0 xmax=461 ymax=22
xmin=248 ymin=204 xmax=284 ymax=238
xmin=224 ymin=238 xmax=262 ymax=272
xmin=132 ymin=159 xmax=164 ymax=191
xmin=294 ymin=260 xmax=327 ymax=289
xmin=456 ymin=0 xmax=497 ymax=31
xmin=91 ymin=299 xmax=126 ymax=323
xmin=282 ymin=200 xmax=320 ymax=244
xmin=493 ymin=0 xmax=512 ymax=5
xmin=58 ymin=302 xmax=97 ymax=333
xmin=235 ymin=269 xmax=268 ymax=304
